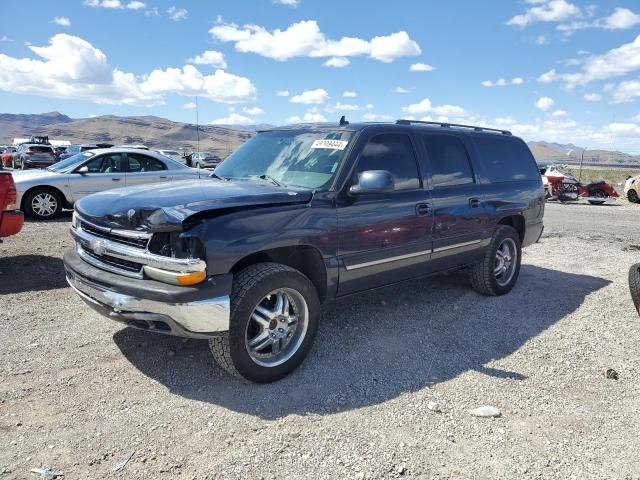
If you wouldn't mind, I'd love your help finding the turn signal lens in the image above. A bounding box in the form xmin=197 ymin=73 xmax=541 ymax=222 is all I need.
xmin=143 ymin=266 xmax=206 ymax=286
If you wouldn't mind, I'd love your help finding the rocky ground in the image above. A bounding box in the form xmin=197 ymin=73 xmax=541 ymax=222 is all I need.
xmin=1 ymin=201 xmax=639 ymax=479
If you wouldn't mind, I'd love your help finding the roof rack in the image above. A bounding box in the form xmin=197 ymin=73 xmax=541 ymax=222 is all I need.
xmin=396 ymin=119 xmax=511 ymax=136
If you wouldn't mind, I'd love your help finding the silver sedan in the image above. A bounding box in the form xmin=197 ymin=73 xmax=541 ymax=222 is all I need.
xmin=13 ymin=148 xmax=202 ymax=220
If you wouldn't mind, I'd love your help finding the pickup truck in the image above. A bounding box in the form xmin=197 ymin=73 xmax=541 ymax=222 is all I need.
xmin=64 ymin=119 xmax=544 ymax=383
xmin=0 ymin=170 xmax=24 ymax=239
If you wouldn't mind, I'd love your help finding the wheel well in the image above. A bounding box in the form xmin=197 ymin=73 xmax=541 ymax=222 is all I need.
xmin=231 ymin=246 xmax=328 ymax=303
xmin=21 ymin=185 xmax=68 ymax=210
xmin=498 ymin=215 xmax=525 ymax=241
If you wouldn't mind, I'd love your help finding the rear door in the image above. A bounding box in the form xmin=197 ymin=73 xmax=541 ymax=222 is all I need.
xmin=337 ymin=131 xmax=433 ymax=295
xmin=68 ymin=152 xmax=126 ymax=201
xmin=125 ymin=152 xmax=171 ymax=187
xmin=421 ymin=132 xmax=490 ymax=270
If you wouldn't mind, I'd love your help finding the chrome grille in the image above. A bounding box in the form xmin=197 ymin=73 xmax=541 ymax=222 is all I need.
xmin=78 ymin=218 xmax=150 ymax=249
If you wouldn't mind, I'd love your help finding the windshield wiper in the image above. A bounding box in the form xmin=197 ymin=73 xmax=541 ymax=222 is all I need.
xmin=210 ymin=172 xmax=229 ymax=181
xmin=257 ymin=174 xmax=285 ymax=187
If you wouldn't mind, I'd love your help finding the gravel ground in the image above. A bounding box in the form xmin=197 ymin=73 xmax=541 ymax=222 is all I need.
xmin=1 ymin=201 xmax=639 ymax=479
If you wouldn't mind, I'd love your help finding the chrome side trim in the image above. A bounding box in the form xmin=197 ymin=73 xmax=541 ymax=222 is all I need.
xmin=433 ymin=239 xmax=482 ymax=253
xmin=67 ymin=272 xmax=230 ymax=336
xmin=70 ymin=226 xmax=206 ymax=273
xmin=345 ymin=249 xmax=431 ymax=271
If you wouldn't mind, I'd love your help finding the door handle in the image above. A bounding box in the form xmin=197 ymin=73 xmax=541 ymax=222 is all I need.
xmin=469 ymin=198 xmax=481 ymax=208
xmin=112 ymin=178 xmax=121 ymax=182
xmin=415 ymin=203 xmax=431 ymax=215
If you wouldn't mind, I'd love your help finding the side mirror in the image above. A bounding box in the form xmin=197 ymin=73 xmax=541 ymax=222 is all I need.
xmin=76 ymin=165 xmax=89 ymax=174
xmin=349 ymin=170 xmax=395 ymax=195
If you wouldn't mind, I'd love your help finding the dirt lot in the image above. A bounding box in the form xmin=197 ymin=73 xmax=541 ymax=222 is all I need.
xmin=1 ymin=201 xmax=640 ymax=479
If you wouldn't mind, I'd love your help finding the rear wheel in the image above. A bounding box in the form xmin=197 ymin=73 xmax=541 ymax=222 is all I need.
xmin=627 ymin=189 xmax=639 ymax=203
xmin=470 ymin=225 xmax=522 ymax=296
xmin=23 ymin=188 xmax=63 ymax=220
xmin=209 ymin=263 xmax=320 ymax=383
xmin=629 ymin=263 xmax=640 ymax=314
xmin=588 ymin=189 xmax=607 ymax=205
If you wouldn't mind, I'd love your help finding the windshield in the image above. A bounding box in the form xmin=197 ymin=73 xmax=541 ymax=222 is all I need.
xmin=162 ymin=150 xmax=180 ymax=156
xmin=47 ymin=151 xmax=95 ymax=172
xmin=215 ymin=129 xmax=353 ymax=189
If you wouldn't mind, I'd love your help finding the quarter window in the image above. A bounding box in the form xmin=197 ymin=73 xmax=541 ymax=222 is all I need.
xmin=355 ymin=133 xmax=421 ymax=191
xmin=474 ymin=135 xmax=540 ymax=182
xmin=423 ymin=135 xmax=474 ymax=187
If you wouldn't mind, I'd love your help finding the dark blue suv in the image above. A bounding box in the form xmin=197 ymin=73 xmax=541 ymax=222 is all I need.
xmin=64 ymin=119 xmax=544 ymax=382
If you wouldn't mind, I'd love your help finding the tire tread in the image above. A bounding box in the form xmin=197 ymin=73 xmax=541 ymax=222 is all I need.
xmin=470 ymin=225 xmax=520 ymax=296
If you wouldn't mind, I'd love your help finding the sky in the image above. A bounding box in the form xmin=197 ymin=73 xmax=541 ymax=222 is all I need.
xmin=1 ymin=0 xmax=640 ymax=151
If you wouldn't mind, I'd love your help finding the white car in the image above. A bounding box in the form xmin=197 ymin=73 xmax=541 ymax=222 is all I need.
xmin=157 ymin=149 xmax=185 ymax=164
xmin=13 ymin=148 xmax=202 ymax=220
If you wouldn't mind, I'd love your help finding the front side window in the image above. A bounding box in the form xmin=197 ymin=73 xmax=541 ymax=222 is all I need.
xmin=127 ymin=153 xmax=166 ymax=172
xmin=423 ymin=135 xmax=474 ymax=187
xmin=355 ymin=133 xmax=421 ymax=191
xmin=84 ymin=153 xmax=124 ymax=173
xmin=215 ymin=129 xmax=354 ymax=189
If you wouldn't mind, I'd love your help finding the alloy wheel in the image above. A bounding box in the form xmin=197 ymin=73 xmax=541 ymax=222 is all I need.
xmin=494 ymin=238 xmax=517 ymax=287
xmin=31 ymin=193 xmax=58 ymax=217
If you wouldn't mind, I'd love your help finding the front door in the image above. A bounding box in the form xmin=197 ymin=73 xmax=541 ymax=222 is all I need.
xmin=69 ymin=152 xmax=125 ymax=201
xmin=337 ymin=132 xmax=433 ymax=296
xmin=420 ymin=133 xmax=489 ymax=270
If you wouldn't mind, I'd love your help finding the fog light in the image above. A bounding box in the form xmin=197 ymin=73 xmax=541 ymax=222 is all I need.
xmin=143 ymin=266 xmax=206 ymax=286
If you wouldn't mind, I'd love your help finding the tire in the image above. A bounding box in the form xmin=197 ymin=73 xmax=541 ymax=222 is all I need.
xmin=588 ymin=189 xmax=607 ymax=205
xmin=23 ymin=188 xmax=63 ymax=220
xmin=209 ymin=262 xmax=320 ymax=383
xmin=630 ymin=264 xmax=640 ymax=314
xmin=21 ymin=158 xmax=27 ymax=170
xmin=470 ymin=225 xmax=522 ymax=296
xmin=628 ymin=189 xmax=639 ymax=204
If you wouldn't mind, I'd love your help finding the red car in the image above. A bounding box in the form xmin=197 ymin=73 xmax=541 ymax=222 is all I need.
xmin=1 ymin=147 xmax=17 ymax=168
xmin=0 ymin=170 xmax=23 ymax=238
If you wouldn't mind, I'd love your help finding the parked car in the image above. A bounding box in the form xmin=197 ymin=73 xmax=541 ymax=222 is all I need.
xmin=624 ymin=175 xmax=640 ymax=203
xmin=54 ymin=146 xmax=68 ymax=161
xmin=1 ymin=147 xmax=17 ymax=168
xmin=13 ymin=148 xmax=202 ymax=220
xmin=157 ymin=149 xmax=185 ymax=164
xmin=118 ymin=144 xmax=149 ymax=150
xmin=13 ymin=144 xmax=56 ymax=170
xmin=59 ymin=144 xmax=99 ymax=161
xmin=189 ymin=151 xmax=222 ymax=169
xmin=63 ymin=119 xmax=544 ymax=383
xmin=0 ymin=170 xmax=24 ymax=239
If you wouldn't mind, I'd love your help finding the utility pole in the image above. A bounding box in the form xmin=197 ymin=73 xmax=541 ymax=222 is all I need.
xmin=196 ymin=96 xmax=200 ymax=154
xmin=579 ymin=146 xmax=588 ymax=182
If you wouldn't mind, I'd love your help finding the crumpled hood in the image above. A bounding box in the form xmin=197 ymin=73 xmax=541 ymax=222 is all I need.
xmin=75 ymin=178 xmax=312 ymax=231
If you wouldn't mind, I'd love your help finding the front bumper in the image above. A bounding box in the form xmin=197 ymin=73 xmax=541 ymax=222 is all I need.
xmin=64 ymin=249 xmax=231 ymax=339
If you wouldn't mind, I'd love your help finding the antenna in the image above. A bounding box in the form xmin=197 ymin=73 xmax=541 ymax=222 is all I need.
xmin=196 ymin=96 xmax=200 ymax=154
xmin=339 ymin=115 xmax=349 ymax=126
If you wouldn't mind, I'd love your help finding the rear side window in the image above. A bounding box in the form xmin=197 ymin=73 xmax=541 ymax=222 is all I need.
xmin=422 ymin=135 xmax=474 ymax=187
xmin=128 ymin=153 xmax=166 ymax=172
xmin=356 ymin=133 xmax=421 ymax=191
xmin=475 ymin=135 xmax=539 ymax=182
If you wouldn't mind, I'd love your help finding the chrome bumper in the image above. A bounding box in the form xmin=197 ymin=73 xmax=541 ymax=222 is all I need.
xmin=66 ymin=270 xmax=230 ymax=339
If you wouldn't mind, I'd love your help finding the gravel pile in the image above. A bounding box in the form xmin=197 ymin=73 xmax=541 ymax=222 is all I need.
xmin=1 ymin=202 xmax=639 ymax=479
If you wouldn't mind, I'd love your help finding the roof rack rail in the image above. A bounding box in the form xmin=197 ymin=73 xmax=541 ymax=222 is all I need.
xmin=395 ymin=119 xmax=512 ymax=136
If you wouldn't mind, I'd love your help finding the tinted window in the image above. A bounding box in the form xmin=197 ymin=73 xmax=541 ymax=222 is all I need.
xmin=128 ymin=153 xmax=166 ymax=172
xmin=422 ymin=135 xmax=474 ymax=187
xmin=84 ymin=153 xmax=124 ymax=173
xmin=475 ymin=135 xmax=539 ymax=182
xmin=355 ymin=133 xmax=420 ymax=191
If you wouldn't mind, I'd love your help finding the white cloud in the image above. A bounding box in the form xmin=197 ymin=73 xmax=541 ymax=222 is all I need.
xmin=276 ymin=90 xmax=290 ymax=97
xmin=362 ymin=112 xmax=393 ymax=121
xmin=343 ymin=90 xmax=357 ymax=97
xmin=327 ymin=102 xmax=360 ymax=112
xmin=290 ymin=88 xmax=329 ymax=104
xmin=507 ymin=0 xmax=581 ymax=28
xmin=613 ymin=79 xmax=640 ymax=103
xmin=394 ymin=87 xmax=408 ymax=93
xmin=584 ymin=93 xmax=602 ymax=102
xmin=210 ymin=113 xmax=254 ymax=125
xmin=287 ymin=111 xmax=328 ymax=123
xmin=323 ymin=57 xmax=350 ymax=68
xmin=535 ymin=35 xmax=547 ymax=45
xmin=1 ymin=36 xmax=11 ymax=42
xmin=535 ymin=96 xmax=555 ymax=111
xmin=127 ymin=1 xmax=145 ymax=9
xmin=558 ymin=7 xmax=640 ymax=34
xmin=0 ymin=34 xmax=257 ymax=107
xmin=53 ymin=17 xmax=71 ymax=27
xmin=242 ymin=106 xmax=264 ymax=115
xmin=188 ymin=50 xmax=227 ymax=69
xmin=550 ymin=109 xmax=568 ymax=117
xmin=183 ymin=102 xmax=197 ymax=109
xmin=481 ymin=77 xmax=523 ymax=87
xmin=402 ymin=98 xmax=466 ymax=117
xmin=209 ymin=19 xmax=420 ymax=63
xmin=84 ymin=0 xmax=146 ymax=9
xmin=167 ymin=6 xmax=187 ymax=21
xmin=537 ymin=35 xmax=640 ymax=88
xmin=409 ymin=62 xmax=434 ymax=72
xmin=287 ymin=115 xmax=302 ymax=123
xmin=512 ymin=77 xmax=524 ymax=85
xmin=274 ymin=0 xmax=299 ymax=6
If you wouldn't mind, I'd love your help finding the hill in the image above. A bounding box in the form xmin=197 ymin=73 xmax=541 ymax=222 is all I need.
xmin=527 ymin=141 xmax=640 ymax=166
xmin=0 ymin=112 xmax=252 ymax=156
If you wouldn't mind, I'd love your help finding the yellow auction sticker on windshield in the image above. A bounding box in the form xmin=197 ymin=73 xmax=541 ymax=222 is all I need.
xmin=310 ymin=139 xmax=348 ymax=150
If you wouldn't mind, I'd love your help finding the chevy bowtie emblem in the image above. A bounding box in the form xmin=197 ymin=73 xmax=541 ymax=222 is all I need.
xmin=90 ymin=239 xmax=108 ymax=255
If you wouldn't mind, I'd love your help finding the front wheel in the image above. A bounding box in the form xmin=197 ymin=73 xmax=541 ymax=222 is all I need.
xmin=628 ymin=189 xmax=639 ymax=203
xmin=209 ymin=263 xmax=320 ymax=383
xmin=470 ymin=225 xmax=522 ymax=296
xmin=588 ymin=189 xmax=607 ymax=205
xmin=23 ymin=188 xmax=63 ymax=220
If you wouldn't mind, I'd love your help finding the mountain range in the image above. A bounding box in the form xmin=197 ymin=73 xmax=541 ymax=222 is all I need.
xmin=1 ymin=112 xmax=638 ymax=165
